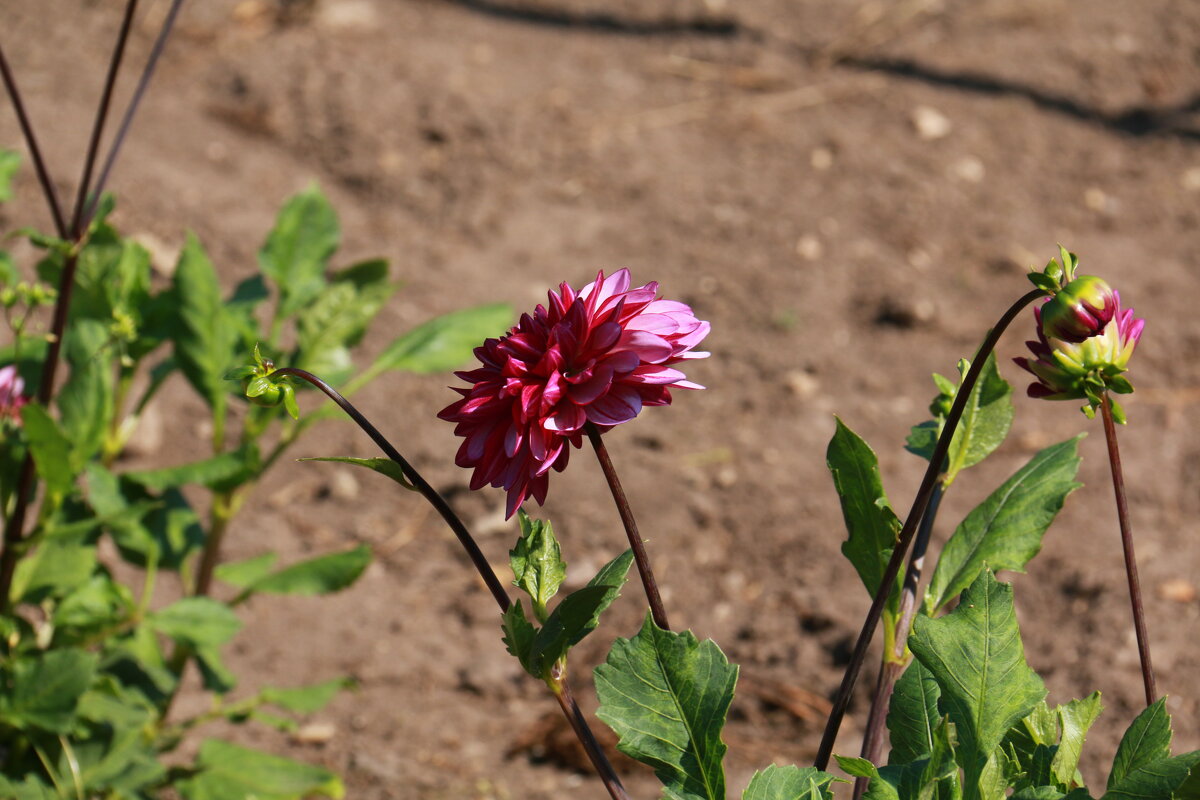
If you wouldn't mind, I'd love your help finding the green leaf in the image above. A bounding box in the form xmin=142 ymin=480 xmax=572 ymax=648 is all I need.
xmin=827 ymin=418 xmax=902 ymax=599
xmin=1102 ymin=751 xmax=1200 ymax=800
xmin=57 ymin=319 xmax=115 ymax=466
xmin=510 ymin=511 xmax=566 ymax=619
xmin=177 ymin=739 xmax=344 ymax=800
xmin=922 ymin=716 xmax=962 ymax=800
xmin=925 ymin=436 xmax=1083 ymax=614
xmin=171 ymin=233 xmax=239 ymax=409
xmin=247 ymin=545 xmax=372 ymax=596
xmin=261 ymin=677 xmax=354 ymax=713
xmin=887 ymin=659 xmax=941 ymax=765
xmin=294 ymin=262 xmax=394 ymax=385
xmin=20 ymin=403 xmax=75 ymax=496
xmin=149 ymin=597 xmax=243 ymax=648
xmin=299 ymin=456 xmax=414 ymax=490
xmin=1053 ymin=693 xmax=1103 ymax=790
xmin=53 ymin=575 xmax=135 ymax=632
xmin=0 ymin=149 xmax=18 ymax=201
xmin=909 ymin=571 xmax=1046 ymax=800
xmin=0 ymin=649 xmax=97 ymax=732
xmin=530 ymin=585 xmax=615 ymax=676
xmin=11 ymin=531 xmax=97 ymax=604
xmin=122 ymin=443 xmax=260 ymax=491
xmin=258 ymin=185 xmax=338 ymax=320
xmin=595 ymin=615 xmax=737 ymax=800
xmin=0 ymin=774 xmax=56 ymax=800
xmin=501 ymin=599 xmax=538 ymax=677
xmin=195 ymin=643 xmax=238 ymax=694
xmin=214 ymin=552 xmax=278 ymax=587
xmin=744 ymin=765 xmax=839 ymax=799
xmin=368 ymin=302 xmax=513 ymax=375
xmin=943 ymin=355 xmax=1013 ymax=482
xmin=1107 ymin=699 xmax=1172 ymax=791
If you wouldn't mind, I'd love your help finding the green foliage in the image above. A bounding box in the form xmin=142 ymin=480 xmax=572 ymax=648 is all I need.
xmin=0 ymin=184 xmax=509 ymax=796
xmin=0 ymin=149 xmax=18 ymax=201
xmin=906 ymin=355 xmax=1013 ymax=485
xmin=171 ymin=233 xmax=239 ymax=411
xmin=501 ymin=514 xmax=633 ymax=682
xmin=924 ymin=436 xmax=1083 ymax=614
xmin=887 ymin=659 xmax=942 ymax=765
xmin=910 ymin=571 xmax=1047 ymax=799
xmin=511 ymin=511 xmax=567 ymax=620
xmin=299 ymin=456 xmax=415 ymax=490
xmin=595 ymin=615 xmax=738 ymax=800
xmin=828 ymin=417 xmax=903 ymax=601
xmin=366 ymin=302 xmax=513 ymax=376
xmin=743 ymin=765 xmax=839 ymax=799
xmin=176 ymin=739 xmax=344 ymax=800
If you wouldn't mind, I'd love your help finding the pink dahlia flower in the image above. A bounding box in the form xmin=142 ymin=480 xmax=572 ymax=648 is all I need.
xmin=0 ymin=365 xmax=29 ymax=423
xmin=438 ymin=269 xmax=709 ymax=518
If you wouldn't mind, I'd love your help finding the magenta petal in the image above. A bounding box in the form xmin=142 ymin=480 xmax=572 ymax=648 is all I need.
xmin=626 ymin=365 xmax=687 ymax=385
xmin=613 ymin=330 xmax=673 ymax=363
xmin=544 ymin=403 xmax=587 ymax=433
xmin=586 ymin=388 xmax=643 ymax=426
xmin=567 ymin=365 xmax=615 ymax=404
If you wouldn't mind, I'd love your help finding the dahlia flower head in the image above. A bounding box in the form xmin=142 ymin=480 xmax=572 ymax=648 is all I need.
xmin=1015 ymin=293 xmax=1143 ymax=410
xmin=439 ymin=269 xmax=709 ymax=518
xmin=0 ymin=365 xmax=29 ymax=423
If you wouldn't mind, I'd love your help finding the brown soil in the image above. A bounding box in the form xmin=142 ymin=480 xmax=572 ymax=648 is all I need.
xmin=3 ymin=1 xmax=1200 ymax=798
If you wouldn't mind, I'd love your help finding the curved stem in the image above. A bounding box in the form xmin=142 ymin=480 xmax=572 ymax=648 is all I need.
xmin=83 ymin=0 xmax=186 ymax=227
xmin=70 ymin=0 xmax=140 ymax=236
xmin=552 ymin=674 xmax=633 ymax=800
xmin=1099 ymin=393 xmax=1156 ymax=706
xmin=0 ymin=42 xmax=67 ymax=237
xmin=275 ymin=368 xmax=511 ymax=610
xmin=585 ymin=422 xmax=670 ymax=631
xmin=274 ymin=368 xmax=630 ymax=794
xmin=814 ymin=288 xmax=1044 ymax=770
xmin=854 ymin=480 xmax=944 ymax=798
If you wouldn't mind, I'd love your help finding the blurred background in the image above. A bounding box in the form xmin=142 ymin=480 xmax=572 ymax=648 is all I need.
xmin=3 ymin=0 xmax=1198 ymax=797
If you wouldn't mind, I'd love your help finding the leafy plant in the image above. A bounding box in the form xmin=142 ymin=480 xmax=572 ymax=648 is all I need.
xmin=0 ymin=147 xmax=510 ymax=797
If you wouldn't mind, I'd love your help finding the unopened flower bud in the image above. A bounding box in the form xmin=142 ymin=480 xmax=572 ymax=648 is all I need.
xmin=1039 ymin=275 xmax=1118 ymax=343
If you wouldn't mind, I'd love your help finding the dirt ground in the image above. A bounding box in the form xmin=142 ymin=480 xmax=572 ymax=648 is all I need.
xmin=3 ymin=0 xmax=1200 ymax=797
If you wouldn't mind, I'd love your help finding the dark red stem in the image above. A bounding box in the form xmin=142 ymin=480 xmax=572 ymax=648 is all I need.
xmin=854 ymin=480 xmax=944 ymax=798
xmin=585 ymin=422 xmax=670 ymax=631
xmin=71 ymin=0 xmax=140 ymax=236
xmin=0 ymin=42 xmax=67 ymax=237
xmin=553 ymin=675 xmax=633 ymax=800
xmin=1099 ymin=393 xmax=1156 ymax=706
xmin=814 ymin=288 xmax=1044 ymax=770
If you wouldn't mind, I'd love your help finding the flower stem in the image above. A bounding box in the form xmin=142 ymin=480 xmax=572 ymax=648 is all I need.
xmin=551 ymin=672 xmax=633 ymax=800
xmin=814 ymin=288 xmax=1044 ymax=770
xmin=584 ymin=422 xmax=670 ymax=632
xmin=854 ymin=481 xmax=944 ymax=798
xmin=1099 ymin=393 xmax=1156 ymax=706
xmin=70 ymin=0 xmax=140 ymax=237
xmin=0 ymin=42 xmax=68 ymax=237
xmin=275 ymin=368 xmax=632 ymax=794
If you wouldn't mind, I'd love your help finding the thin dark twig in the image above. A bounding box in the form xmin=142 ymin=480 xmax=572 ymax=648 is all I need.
xmin=1100 ymin=393 xmax=1156 ymax=706
xmin=275 ymin=368 xmax=511 ymax=610
xmin=83 ymin=0 xmax=186 ymax=228
xmin=71 ymin=0 xmax=140 ymax=236
xmin=814 ymin=288 xmax=1044 ymax=770
xmin=854 ymin=481 xmax=944 ymax=798
xmin=0 ymin=43 xmax=67 ymax=237
xmin=553 ymin=674 xmax=633 ymax=800
xmin=274 ymin=368 xmax=631 ymax=796
xmin=585 ymin=422 xmax=670 ymax=631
